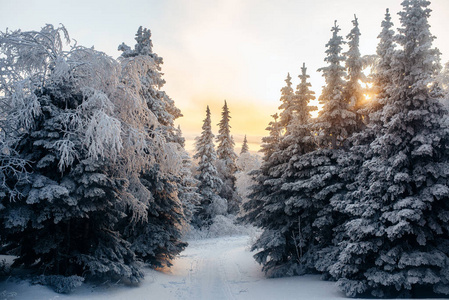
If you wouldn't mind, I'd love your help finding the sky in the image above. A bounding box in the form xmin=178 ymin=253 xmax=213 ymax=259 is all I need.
xmin=1 ymin=0 xmax=449 ymax=153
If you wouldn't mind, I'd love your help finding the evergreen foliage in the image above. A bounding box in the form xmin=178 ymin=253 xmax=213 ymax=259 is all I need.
xmin=118 ymin=26 xmax=187 ymax=268
xmin=241 ymin=64 xmax=320 ymax=277
xmin=118 ymin=26 xmax=182 ymax=142
xmin=240 ymin=135 xmax=249 ymax=155
xmin=0 ymin=24 xmax=189 ymax=291
xmin=344 ymin=15 xmax=366 ymax=129
xmin=239 ymin=113 xmax=282 ymax=235
xmin=278 ymin=74 xmax=297 ymax=133
xmin=315 ymin=21 xmax=356 ymax=149
xmin=216 ymin=101 xmax=240 ymax=213
xmin=329 ymin=1 xmax=449 ymax=297
xmin=193 ymin=106 xmax=224 ymax=227
xmin=0 ymin=25 xmax=144 ymax=283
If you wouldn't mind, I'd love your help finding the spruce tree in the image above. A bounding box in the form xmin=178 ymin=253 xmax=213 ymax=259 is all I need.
xmin=242 ymin=64 xmax=318 ymax=277
xmin=330 ymin=1 xmax=449 ymax=297
xmin=240 ymin=135 xmax=249 ymax=155
xmin=0 ymin=25 xmax=145 ymax=289
xmin=216 ymin=100 xmax=239 ymax=213
xmin=260 ymin=113 xmax=282 ymax=159
xmin=368 ymin=8 xmax=396 ymax=122
xmin=178 ymin=146 xmax=201 ymax=228
xmin=118 ymin=26 xmax=187 ymax=268
xmin=239 ymin=113 xmax=282 ymax=233
xmin=278 ymin=73 xmax=297 ymax=133
xmin=173 ymin=126 xmax=200 ymax=229
xmin=296 ymin=22 xmax=357 ymax=275
xmin=345 ymin=15 xmax=366 ymax=130
xmin=174 ymin=125 xmax=186 ymax=147
xmin=193 ymin=106 xmax=224 ymax=227
xmin=119 ymin=26 xmax=182 ymax=142
xmin=315 ymin=21 xmax=356 ymax=149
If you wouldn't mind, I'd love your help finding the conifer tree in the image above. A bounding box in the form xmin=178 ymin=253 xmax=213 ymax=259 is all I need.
xmin=278 ymin=73 xmax=297 ymax=133
xmin=118 ymin=26 xmax=187 ymax=268
xmin=240 ymin=135 xmax=249 ymax=154
xmin=217 ymin=101 xmax=238 ymax=169
xmin=368 ymin=8 xmax=396 ymax=121
xmin=260 ymin=113 xmax=282 ymax=159
xmin=239 ymin=113 xmax=282 ymax=232
xmin=173 ymin=126 xmax=200 ymax=228
xmin=193 ymin=106 xmax=225 ymax=227
xmin=242 ymin=64 xmax=318 ymax=276
xmin=0 ymin=23 xmax=189 ymax=293
xmin=216 ymin=100 xmax=240 ymax=213
xmin=0 ymin=25 xmax=146 ymax=290
xmin=178 ymin=146 xmax=201 ymax=228
xmin=119 ymin=26 xmax=182 ymax=142
xmin=294 ymin=23 xmax=357 ymax=275
xmin=345 ymin=15 xmax=366 ymax=129
xmin=174 ymin=125 xmax=186 ymax=147
xmin=315 ymin=21 xmax=356 ymax=149
xmin=330 ymin=1 xmax=449 ymax=297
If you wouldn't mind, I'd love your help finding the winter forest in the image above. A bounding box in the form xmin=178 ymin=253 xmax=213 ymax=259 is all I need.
xmin=1 ymin=0 xmax=449 ymax=299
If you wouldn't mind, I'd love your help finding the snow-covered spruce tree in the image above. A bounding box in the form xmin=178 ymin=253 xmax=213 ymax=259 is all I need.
xmin=178 ymin=147 xmax=201 ymax=230
xmin=329 ymin=9 xmax=397 ymax=241
xmin=240 ymin=135 xmax=249 ymax=155
xmin=259 ymin=113 xmax=282 ymax=159
xmin=235 ymin=152 xmax=262 ymax=205
xmin=329 ymin=1 xmax=449 ymax=297
xmin=367 ymin=8 xmax=397 ymax=123
xmin=238 ymin=113 xmax=282 ymax=231
xmin=246 ymin=63 xmax=319 ymax=277
xmin=173 ymin=126 xmax=200 ymax=231
xmin=436 ymin=61 xmax=449 ymax=110
xmin=193 ymin=106 xmax=224 ymax=227
xmin=278 ymin=73 xmax=297 ymax=134
xmin=118 ymin=26 xmax=186 ymax=268
xmin=314 ymin=15 xmax=383 ymax=277
xmin=118 ymin=26 xmax=182 ymax=142
xmin=437 ymin=61 xmax=449 ymax=92
xmin=315 ymin=21 xmax=356 ymax=149
xmin=174 ymin=125 xmax=186 ymax=147
xmin=345 ymin=15 xmax=366 ymax=130
xmin=0 ymin=25 xmax=148 ymax=289
xmin=285 ymin=22 xmax=357 ymax=276
xmin=216 ymin=100 xmax=240 ymax=214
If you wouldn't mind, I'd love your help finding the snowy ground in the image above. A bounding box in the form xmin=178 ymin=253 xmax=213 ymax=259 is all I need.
xmin=1 ymin=235 xmax=443 ymax=300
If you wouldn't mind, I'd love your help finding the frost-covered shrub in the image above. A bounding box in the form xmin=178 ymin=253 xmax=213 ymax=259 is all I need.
xmin=34 ymin=275 xmax=84 ymax=294
xmin=208 ymin=195 xmax=228 ymax=217
xmin=235 ymin=153 xmax=261 ymax=208
xmin=0 ymin=290 xmax=17 ymax=300
xmin=187 ymin=215 xmax=258 ymax=240
xmin=236 ymin=152 xmax=261 ymax=172
xmin=0 ymin=259 xmax=10 ymax=277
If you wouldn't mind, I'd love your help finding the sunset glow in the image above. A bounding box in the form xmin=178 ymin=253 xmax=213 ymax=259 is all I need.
xmin=1 ymin=0 xmax=449 ymax=153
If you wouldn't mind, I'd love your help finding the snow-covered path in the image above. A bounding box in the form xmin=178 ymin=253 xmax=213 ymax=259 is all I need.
xmin=1 ymin=235 xmax=347 ymax=300
xmin=168 ymin=237 xmax=251 ymax=299
xmin=162 ymin=236 xmax=344 ymax=300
